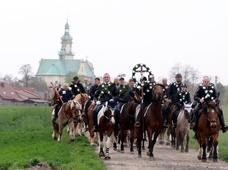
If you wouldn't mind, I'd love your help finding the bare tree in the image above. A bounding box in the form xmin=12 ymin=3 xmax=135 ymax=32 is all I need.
xmin=19 ymin=64 xmax=33 ymax=87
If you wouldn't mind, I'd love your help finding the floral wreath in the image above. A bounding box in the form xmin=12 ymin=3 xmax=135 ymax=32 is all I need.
xmin=132 ymin=63 xmax=154 ymax=94
xmin=98 ymin=82 xmax=114 ymax=99
xmin=132 ymin=63 xmax=153 ymax=82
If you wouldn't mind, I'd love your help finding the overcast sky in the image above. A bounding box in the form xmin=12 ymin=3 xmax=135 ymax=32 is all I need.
xmin=1 ymin=0 xmax=228 ymax=85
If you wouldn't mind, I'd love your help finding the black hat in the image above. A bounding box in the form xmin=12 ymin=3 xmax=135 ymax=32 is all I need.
xmin=175 ymin=73 xmax=182 ymax=78
xmin=181 ymin=83 xmax=187 ymax=87
xmin=73 ymin=76 xmax=79 ymax=80
xmin=119 ymin=77 xmax=124 ymax=81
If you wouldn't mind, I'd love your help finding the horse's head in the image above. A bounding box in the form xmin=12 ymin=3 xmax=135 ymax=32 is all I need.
xmin=70 ymin=100 xmax=82 ymax=122
xmin=74 ymin=93 xmax=89 ymax=113
xmin=152 ymin=84 xmax=164 ymax=101
xmin=205 ymin=100 xmax=220 ymax=130
xmin=183 ymin=102 xmax=193 ymax=122
xmin=103 ymin=101 xmax=116 ymax=125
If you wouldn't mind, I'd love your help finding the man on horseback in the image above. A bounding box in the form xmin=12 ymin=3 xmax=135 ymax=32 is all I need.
xmin=134 ymin=76 xmax=153 ymax=127
xmin=166 ymin=73 xmax=183 ymax=128
xmin=92 ymin=73 xmax=119 ymax=132
xmin=172 ymin=83 xmax=191 ymax=128
xmin=53 ymin=83 xmax=74 ymax=120
xmin=70 ymin=76 xmax=86 ymax=97
xmin=192 ymin=76 xmax=228 ymax=136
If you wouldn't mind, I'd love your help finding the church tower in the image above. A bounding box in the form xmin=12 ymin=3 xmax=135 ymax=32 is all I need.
xmin=59 ymin=22 xmax=74 ymax=59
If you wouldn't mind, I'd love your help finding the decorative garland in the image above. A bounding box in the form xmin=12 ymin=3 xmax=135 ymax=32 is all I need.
xmin=98 ymin=82 xmax=114 ymax=99
xmin=118 ymin=84 xmax=129 ymax=97
xmin=132 ymin=63 xmax=153 ymax=82
xmin=199 ymin=83 xmax=215 ymax=100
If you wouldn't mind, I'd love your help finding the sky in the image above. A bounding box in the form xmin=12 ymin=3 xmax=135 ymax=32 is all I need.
xmin=1 ymin=0 xmax=228 ymax=85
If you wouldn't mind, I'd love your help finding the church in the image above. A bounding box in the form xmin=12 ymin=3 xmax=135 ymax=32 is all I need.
xmin=36 ymin=22 xmax=96 ymax=86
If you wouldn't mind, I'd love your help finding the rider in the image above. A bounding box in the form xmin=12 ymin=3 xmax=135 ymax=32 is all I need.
xmin=69 ymin=76 xmax=86 ymax=97
xmin=53 ymin=83 xmax=74 ymax=120
xmin=161 ymin=77 xmax=170 ymax=128
xmin=92 ymin=73 xmax=118 ymax=132
xmin=166 ymin=73 xmax=183 ymax=127
xmin=192 ymin=76 xmax=228 ymax=135
xmin=134 ymin=76 xmax=153 ymax=127
xmin=172 ymin=83 xmax=191 ymax=128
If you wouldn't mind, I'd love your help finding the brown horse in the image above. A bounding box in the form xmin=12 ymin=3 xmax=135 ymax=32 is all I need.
xmin=117 ymin=99 xmax=139 ymax=153
xmin=72 ymin=93 xmax=89 ymax=136
xmin=52 ymin=100 xmax=82 ymax=142
xmin=86 ymin=100 xmax=98 ymax=146
xmin=197 ymin=100 xmax=221 ymax=162
xmin=97 ymin=101 xmax=116 ymax=160
xmin=136 ymin=84 xmax=164 ymax=159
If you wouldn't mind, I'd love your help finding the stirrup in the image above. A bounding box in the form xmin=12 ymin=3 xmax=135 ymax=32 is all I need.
xmin=134 ymin=121 xmax=140 ymax=127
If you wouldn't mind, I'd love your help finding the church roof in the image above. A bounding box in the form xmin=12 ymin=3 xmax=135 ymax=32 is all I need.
xmin=36 ymin=59 xmax=95 ymax=78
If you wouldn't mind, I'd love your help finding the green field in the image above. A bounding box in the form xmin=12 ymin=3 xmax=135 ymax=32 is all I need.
xmin=0 ymin=106 xmax=227 ymax=170
xmin=0 ymin=106 xmax=106 ymax=170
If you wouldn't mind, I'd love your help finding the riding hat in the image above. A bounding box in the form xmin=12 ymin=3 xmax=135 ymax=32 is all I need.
xmin=73 ymin=76 xmax=79 ymax=80
xmin=181 ymin=83 xmax=187 ymax=88
xmin=119 ymin=77 xmax=124 ymax=81
xmin=175 ymin=73 xmax=182 ymax=78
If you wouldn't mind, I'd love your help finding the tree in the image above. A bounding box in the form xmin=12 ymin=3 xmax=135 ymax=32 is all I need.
xmin=19 ymin=64 xmax=33 ymax=87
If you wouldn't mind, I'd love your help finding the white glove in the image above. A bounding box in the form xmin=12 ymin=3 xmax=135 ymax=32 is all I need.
xmin=109 ymin=99 xmax=114 ymax=102
xmin=96 ymin=101 xmax=101 ymax=105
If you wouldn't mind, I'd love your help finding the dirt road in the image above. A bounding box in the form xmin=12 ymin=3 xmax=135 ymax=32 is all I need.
xmin=98 ymin=141 xmax=228 ymax=170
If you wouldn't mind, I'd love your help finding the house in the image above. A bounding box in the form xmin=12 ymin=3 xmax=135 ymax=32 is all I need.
xmin=36 ymin=22 xmax=96 ymax=86
xmin=0 ymin=81 xmax=50 ymax=105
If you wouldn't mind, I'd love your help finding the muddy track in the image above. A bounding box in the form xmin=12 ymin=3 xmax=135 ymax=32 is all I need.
xmin=97 ymin=141 xmax=228 ymax=170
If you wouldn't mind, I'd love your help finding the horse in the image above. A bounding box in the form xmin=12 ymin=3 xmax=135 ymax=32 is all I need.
xmin=52 ymin=100 xmax=82 ymax=142
xmin=175 ymin=102 xmax=193 ymax=152
xmin=85 ymin=100 xmax=98 ymax=146
xmin=72 ymin=93 xmax=89 ymax=136
xmin=117 ymin=99 xmax=139 ymax=153
xmin=197 ymin=100 xmax=221 ymax=162
xmin=97 ymin=101 xmax=116 ymax=160
xmin=136 ymin=84 xmax=164 ymax=159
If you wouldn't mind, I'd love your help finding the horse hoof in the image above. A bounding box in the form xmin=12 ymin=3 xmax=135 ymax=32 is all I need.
xmin=213 ymin=158 xmax=218 ymax=162
xmin=120 ymin=150 xmax=124 ymax=153
xmin=149 ymin=156 xmax=155 ymax=161
xmin=201 ymin=159 xmax=207 ymax=162
xmin=159 ymin=141 xmax=164 ymax=145
xmin=99 ymin=152 xmax=105 ymax=157
xmin=105 ymin=156 xmax=111 ymax=160
xmin=166 ymin=142 xmax=170 ymax=146
xmin=197 ymin=155 xmax=201 ymax=160
xmin=138 ymin=154 xmax=142 ymax=158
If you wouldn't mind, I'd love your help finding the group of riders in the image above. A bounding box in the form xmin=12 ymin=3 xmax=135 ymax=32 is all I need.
xmin=52 ymin=72 xmax=228 ymax=139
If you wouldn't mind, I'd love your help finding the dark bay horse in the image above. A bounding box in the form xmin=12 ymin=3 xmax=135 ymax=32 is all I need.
xmin=52 ymin=100 xmax=82 ymax=142
xmin=118 ymin=99 xmax=139 ymax=153
xmin=97 ymin=101 xmax=116 ymax=160
xmin=197 ymin=100 xmax=221 ymax=162
xmin=136 ymin=84 xmax=164 ymax=159
xmin=175 ymin=102 xmax=193 ymax=152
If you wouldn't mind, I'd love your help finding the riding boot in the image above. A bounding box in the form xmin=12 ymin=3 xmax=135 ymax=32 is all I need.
xmin=114 ymin=110 xmax=120 ymax=132
xmin=218 ymin=109 xmax=228 ymax=133
xmin=93 ymin=109 xmax=98 ymax=132
xmin=134 ymin=112 xmax=141 ymax=127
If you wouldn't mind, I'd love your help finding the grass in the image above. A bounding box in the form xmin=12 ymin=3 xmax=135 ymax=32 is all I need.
xmin=0 ymin=106 xmax=106 ymax=170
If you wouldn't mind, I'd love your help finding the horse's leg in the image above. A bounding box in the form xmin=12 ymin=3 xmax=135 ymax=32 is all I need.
xmin=52 ymin=118 xmax=58 ymax=140
xmin=202 ymin=142 xmax=207 ymax=162
xmin=136 ymin=127 xmax=143 ymax=158
xmin=68 ymin=122 xmax=75 ymax=143
xmin=175 ymin=129 xmax=179 ymax=150
xmin=180 ymin=132 xmax=184 ymax=153
xmin=119 ymin=130 xmax=124 ymax=152
xmin=146 ymin=129 xmax=154 ymax=159
xmin=57 ymin=122 xmax=64 ymax=142
xmin=98 ymin=132 xmax=105 ymax=157
xmin=104 ymin=136 xmax=112 ymax=160
xmin=185 ymin=133 xmax=189 ymax=152
xmin=129 ymin=129 xmax=134 ymax=153
xmin=213 ymin=140 xmax=218 ymax=162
